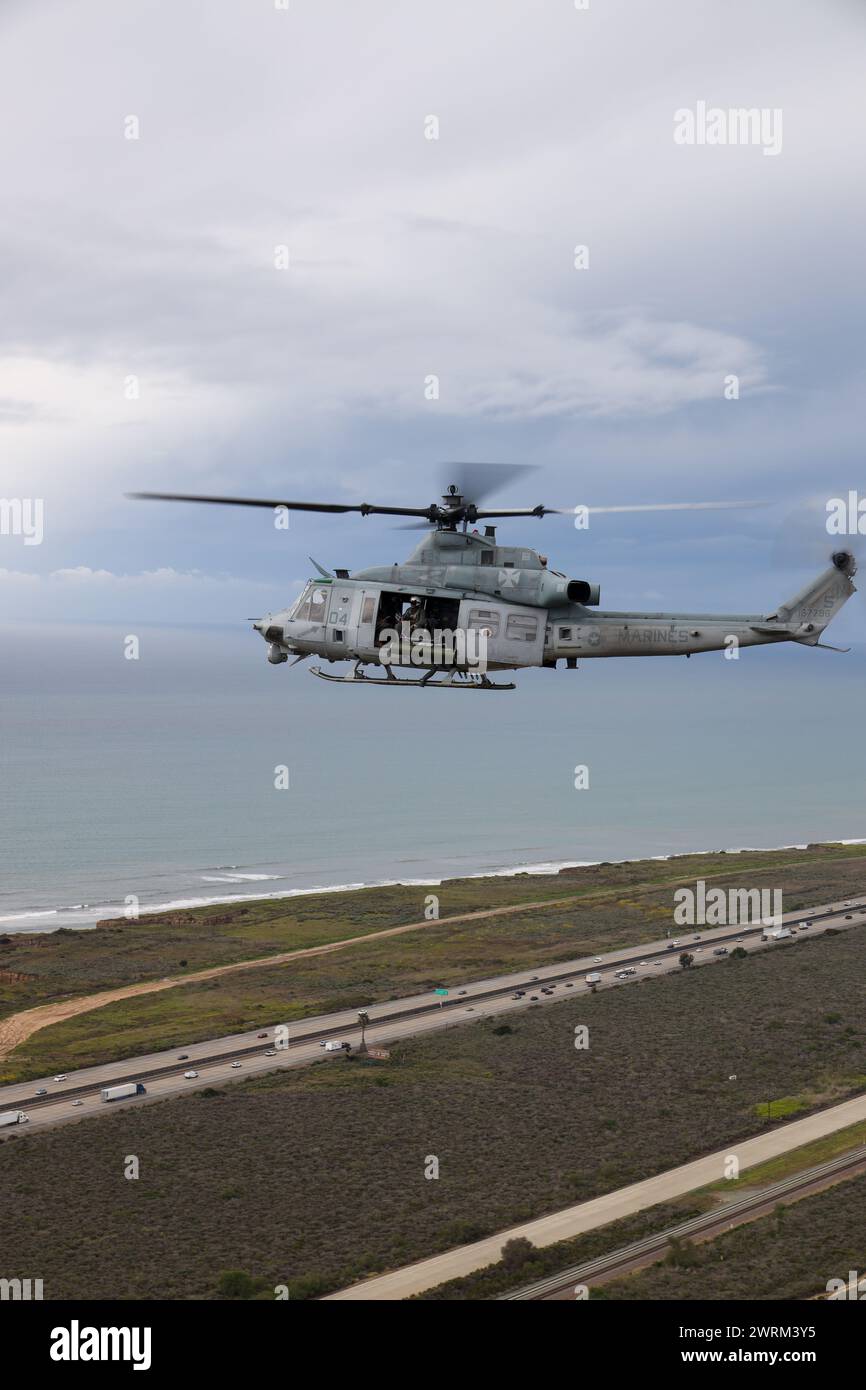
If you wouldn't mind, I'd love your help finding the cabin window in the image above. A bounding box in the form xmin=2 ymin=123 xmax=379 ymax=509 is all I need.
xmin=559 ymin=627 xmax=573 ymax=640
xmin=361 ymin=596 xmax=376 ymax=623
xmin=333 ymin=630 xmax=344 ymax=642
xmin=506 ymin=614 xmax=538 ymax=641
xmin=468 ymin=608 xmax=500 ymax=637
xmin=480 ymin=550 xmax=494 ymax=566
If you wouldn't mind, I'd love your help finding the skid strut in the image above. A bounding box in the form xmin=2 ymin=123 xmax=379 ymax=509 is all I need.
xmin=309 ymin=664 xmax=516 ymax=691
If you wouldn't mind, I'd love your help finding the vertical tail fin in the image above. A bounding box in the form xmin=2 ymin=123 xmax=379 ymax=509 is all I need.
xmin=769 ymin=550 xmax=857 ymax=644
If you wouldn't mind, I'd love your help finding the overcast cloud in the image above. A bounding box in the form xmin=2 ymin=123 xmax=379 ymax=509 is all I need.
xmin=1 ymin=0 xmax=864 ymax=645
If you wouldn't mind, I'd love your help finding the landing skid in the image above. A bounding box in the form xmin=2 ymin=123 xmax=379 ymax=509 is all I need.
xmin=309 ymin=665 xmax=516 ymax=690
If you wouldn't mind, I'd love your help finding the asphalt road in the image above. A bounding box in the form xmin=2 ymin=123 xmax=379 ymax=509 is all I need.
xmin=1 ymin=894 xmax=863 ymax=1135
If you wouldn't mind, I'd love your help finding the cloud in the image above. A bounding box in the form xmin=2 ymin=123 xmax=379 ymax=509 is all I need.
xmin=0 ymin=0 xmax=864 ymax=611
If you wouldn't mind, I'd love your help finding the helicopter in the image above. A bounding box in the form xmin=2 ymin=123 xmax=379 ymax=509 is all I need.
xmin=131 ymin=471 xmax=857 ymax=691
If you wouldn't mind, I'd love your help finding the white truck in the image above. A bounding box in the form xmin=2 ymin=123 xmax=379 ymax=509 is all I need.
xmin=762 ymin=926 xmax=793 ymax=942
xmin=585 ymin=972 xmax=602 ymax=986
xmin=0 ymin=1110 xmax=29 ymax=1128
xmin=100 ymin=1083 xmax=147 ymax=1102
xmin=323 ymin=1040 xmax=348 ymax=1053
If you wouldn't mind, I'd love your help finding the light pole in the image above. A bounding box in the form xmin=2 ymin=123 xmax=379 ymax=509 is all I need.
xmin=357 ymin=1010 xmax=369 ymax=1056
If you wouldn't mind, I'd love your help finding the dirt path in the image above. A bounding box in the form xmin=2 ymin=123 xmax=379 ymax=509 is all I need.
xmin=0 ymin=894 xmax=585 ymax=1062
xmin=4 ymin=851 xmax=851 ymax=1063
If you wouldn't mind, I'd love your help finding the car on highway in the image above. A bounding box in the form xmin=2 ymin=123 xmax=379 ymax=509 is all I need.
xmin=713 ymin=947 xmax=728 ymax=956
xmin=846 ymin=914 xmax=853 ymax=920
xmin=511 ymin=993 xmax=522 ymax=1000
xmin=230 ymin=1062 xmax=242 ymax=1069
xmin=666 ymin=943 xmax=675 ymax=950
xmin=183 ymin=1070 xmax=199 ymax=1079
xmin=639 ymin=960 xmax=648 ymax=967
xmin=264 ymin=1049 xmax=276 ymax=1057
xmin=614 ymin=968 xmax=636 ymax=979
xmin=693 ymin=935 xmax=701 ymax=941
xmin=565 ymin=982 xmax=574 ymax=988
xmin=71 ymin=1099 xmax=83 ymax=1107
xmin=529 ymin=995 xmax=539 ymax=1001
xmin=178 ymin=1054 xmax=189 ymax=1060
xmin=35 ymin=1088 xmax=48 ymax=1096
xmin=257 ymin=1033 xmax=268 ymax=1039
xmin=53 ymin=1075 xmax=67 ymax=1082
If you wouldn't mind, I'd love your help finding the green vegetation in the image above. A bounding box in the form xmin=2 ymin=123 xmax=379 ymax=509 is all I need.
xmin=594 ymin=1168 xmax=866 ymax=1300
xmin=752 ymin=1095 xmax=810 ymax=1122
xmin=2 ymin=925 xmax=865 ymax=1300
xmin=5 ymin=842 xmax=866 ymax=1081
xmin=702 ymin=1119 xmax=866 ymax=1192
xmin=415 ymin=1201 xmax=707 ymax=1299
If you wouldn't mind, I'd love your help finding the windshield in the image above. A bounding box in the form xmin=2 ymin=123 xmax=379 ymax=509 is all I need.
xmin=289 ymin=582 xmax=329 ymax=623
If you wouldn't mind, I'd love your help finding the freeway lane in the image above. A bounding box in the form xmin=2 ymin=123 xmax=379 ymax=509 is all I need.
xmin=1 ymin=895 xmax=863 ymax=1132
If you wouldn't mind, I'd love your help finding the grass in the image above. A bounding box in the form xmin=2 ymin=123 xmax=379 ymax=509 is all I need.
xmin=2 ymin=924 xmax=866 ymax=1300
xmin=5 ymin=842 xmax=866 ymax=1081
xmin=2 ymin=841 xmax=864 ymax=1021
xmin=701 ymin=1118 xmax=866 ymax=1193
xmin=593 ymin=1167 xmax=866 ymax=1300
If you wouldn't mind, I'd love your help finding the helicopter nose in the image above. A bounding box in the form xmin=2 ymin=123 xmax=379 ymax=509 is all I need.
xmin=253 ymin=617 xmax=286 ymax=643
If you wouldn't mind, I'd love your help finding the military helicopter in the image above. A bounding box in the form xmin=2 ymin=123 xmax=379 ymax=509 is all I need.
xmin=131 ymin=469 xmax=857 ymax=690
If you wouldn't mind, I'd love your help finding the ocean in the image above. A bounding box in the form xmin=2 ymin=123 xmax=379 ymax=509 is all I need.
xmin=1 ymin=640 xmax=864 ymax=933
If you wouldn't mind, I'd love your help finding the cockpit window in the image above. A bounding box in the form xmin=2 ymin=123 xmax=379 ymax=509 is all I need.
xmin=309 ymin=586 xmax=328 ymax=622
xmin=289 ymin=583 xmax=313 ymax=621
xmin=289 ymin=581 xmax=329 ymax=622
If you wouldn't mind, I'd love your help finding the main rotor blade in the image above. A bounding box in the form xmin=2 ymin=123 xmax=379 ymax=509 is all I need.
xmin=552 ymin=500 xmax=767 ymax=516
xmin=437 ymin=462 xmax=538 ymax=505
xmin=128 ymin=492 xmax=434 ymax=518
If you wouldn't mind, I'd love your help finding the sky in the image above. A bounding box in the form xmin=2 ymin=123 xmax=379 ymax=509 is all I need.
xmin=1 ymin=0 xmax=865 ymax=674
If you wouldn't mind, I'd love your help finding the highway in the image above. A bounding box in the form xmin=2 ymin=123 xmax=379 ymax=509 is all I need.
xmin=0 ymin=893 xmax=863 ymax=1135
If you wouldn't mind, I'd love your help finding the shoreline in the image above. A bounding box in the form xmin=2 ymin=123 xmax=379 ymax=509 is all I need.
xmin=1 ymin=837 xmax=864 ymax=937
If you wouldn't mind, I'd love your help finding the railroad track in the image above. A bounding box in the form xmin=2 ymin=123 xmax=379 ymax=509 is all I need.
xmin=500 ymin=1145 xmax=866 ymax=1299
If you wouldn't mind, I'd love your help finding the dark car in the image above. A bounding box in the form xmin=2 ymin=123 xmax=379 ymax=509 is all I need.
xmin=177 ymin=1054 xmax=189 ymax=1060
xmin=257 ymin=1032 xmax=268 ymax=1039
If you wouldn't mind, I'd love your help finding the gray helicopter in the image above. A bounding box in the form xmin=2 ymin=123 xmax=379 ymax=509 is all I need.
xmin=132 ymin=475 xmax=857 ymax=691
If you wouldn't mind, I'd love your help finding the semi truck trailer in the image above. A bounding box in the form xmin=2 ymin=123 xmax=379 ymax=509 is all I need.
xmin=0 ymin=1110 xmax=29 ymax=1127
xmin=100 ymin=1083 xmax=147 ymax=1102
